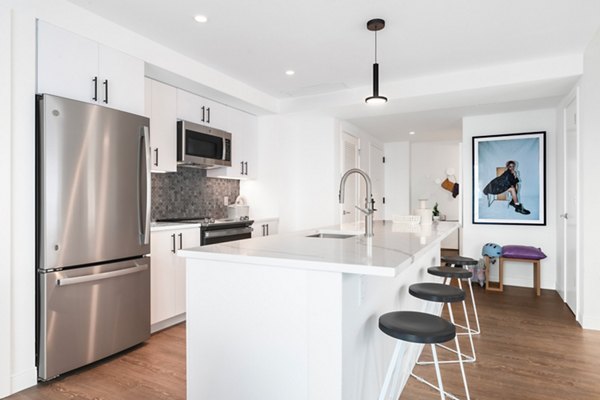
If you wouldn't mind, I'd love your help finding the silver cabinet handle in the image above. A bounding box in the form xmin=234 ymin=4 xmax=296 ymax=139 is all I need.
xmin=57 ymin=264 xmax=148 ymax=287
xmin=560 ymin=213 xmax=569 ymax=219
xmin=178 ymin=233 xmax=183 ymax=249
xmin=241 ymin=161 xmax=244 ymax=175
xmin=244 ymin=161 xmax=248 ymax=176
xmin=171 ymin=234 xmax=176 ymax=253
xmin=343 ymin=210 xmax=351 ymax=215
xmin=266 ymin=223 xmax=269 ymax=236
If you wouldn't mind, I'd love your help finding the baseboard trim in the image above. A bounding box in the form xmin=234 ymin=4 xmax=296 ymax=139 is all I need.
xmin=151 ymin=313 xmax=186 ymax=334
xmin=10 ymin=367 xmax=37 ymax=396
xmin=581 ymin=315 xmax=600 ymax=331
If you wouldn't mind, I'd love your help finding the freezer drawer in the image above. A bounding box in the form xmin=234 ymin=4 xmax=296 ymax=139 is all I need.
xmin=38 ymin=258 xmax=150 ymax=380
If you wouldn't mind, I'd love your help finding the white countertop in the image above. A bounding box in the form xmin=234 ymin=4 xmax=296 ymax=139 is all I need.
xmin=150 ymin=222 xmax=201 ymax=232
xmin=179 ymin=221 xmax=459 ymax=277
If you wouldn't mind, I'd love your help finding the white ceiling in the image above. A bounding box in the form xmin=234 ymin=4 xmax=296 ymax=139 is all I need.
xmin=67 ymin=0 xmax=600 ymax=99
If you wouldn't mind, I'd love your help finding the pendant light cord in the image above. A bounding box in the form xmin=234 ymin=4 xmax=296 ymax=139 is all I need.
xmin=374 ymin=31 xmax=378 ymax=63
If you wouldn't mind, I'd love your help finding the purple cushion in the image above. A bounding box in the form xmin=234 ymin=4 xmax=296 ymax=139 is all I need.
xmin=502 ymin=245 xmax=547 ymax=260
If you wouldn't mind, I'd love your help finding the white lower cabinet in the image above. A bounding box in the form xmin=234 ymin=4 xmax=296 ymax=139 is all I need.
xmin=150 ymin=226 xmax=200 ymax=330
xmin=253 ymin=218 xmax=279 ymax=237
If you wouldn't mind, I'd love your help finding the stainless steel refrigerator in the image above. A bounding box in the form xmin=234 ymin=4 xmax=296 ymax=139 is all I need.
xmin=36 ymin=94 xmax=151 ymax=380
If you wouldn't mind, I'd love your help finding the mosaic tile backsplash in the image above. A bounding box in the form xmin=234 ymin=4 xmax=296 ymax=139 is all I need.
xmin=151 ymin=167 xmax=240 ymax=220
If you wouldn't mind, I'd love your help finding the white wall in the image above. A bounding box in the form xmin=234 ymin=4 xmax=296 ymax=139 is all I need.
xmin=579 ymin=26 xmax=600 ymax=329
xmin=383 ymin=142 xmax=410 ymax=220
xmin=0 ymin=6 xmax=13 ymax=398
xmin=462 ymin=109 xmax=557 ymax=290
xmin=410 ymin=142 xmax=461 ymax=218
xmin=410 ymin=142 xmax=461 ymax=248
xmin=241 ymin=113 xmax=339 ymax=233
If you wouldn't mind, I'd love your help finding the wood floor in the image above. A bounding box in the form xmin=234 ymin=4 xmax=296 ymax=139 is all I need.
xmin=8 ymin=324 xmax=186 ymax=400
xmin=7 ymin=286 xmax=600 ymax=399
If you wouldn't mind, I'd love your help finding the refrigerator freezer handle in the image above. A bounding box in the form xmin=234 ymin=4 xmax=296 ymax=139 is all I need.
xmin=139 ymin=126 xmax=151 ymax=245
xmin=56 ymin=264 xmax=148 ymax=286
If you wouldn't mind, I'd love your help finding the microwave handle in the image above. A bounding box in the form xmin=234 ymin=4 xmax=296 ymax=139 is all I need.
xmin=222 ymin=137 xmax=227 ymax=161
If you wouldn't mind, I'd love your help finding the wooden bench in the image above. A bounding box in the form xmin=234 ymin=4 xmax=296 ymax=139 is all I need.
xmin=485 ymin=256 xmax=542 ymax=296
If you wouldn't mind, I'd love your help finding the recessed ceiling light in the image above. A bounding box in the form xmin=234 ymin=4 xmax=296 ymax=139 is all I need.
xmin=409 ymin=131 xmax=416 ymax=135
xmin=194 ymin=15 xmax=208 ymax=23
xmin=285 ymin=70 xmax=295 ymax=76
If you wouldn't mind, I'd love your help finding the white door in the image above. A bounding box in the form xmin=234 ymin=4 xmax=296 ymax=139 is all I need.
xmin=370 ymin=145 xmax=385 ymax=220
xmin=341 ymin=132 xmax=359 ymax=224
xmin=564 ymin=96 xmax=579 ymax=315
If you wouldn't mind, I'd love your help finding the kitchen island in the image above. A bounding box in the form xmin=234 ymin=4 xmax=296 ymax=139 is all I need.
xmin=179 ymin=221 xmax=459 ymax=400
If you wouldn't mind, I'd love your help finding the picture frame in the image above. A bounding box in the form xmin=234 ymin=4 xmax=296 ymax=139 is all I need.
xmin=472 ymin=131 xmax=546 ymax=225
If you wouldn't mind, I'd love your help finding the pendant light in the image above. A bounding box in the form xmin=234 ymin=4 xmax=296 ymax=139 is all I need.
xmin=365 ymin=18 xmax=387 ymax=105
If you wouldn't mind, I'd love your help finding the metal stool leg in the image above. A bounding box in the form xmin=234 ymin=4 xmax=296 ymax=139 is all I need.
xmin=456 ymin=278 xmax=481 ymax=335
xmin=378 ymin=341 xmax=403 ymax=400
xmin=447 ymin=304 xmax=471 ymax=400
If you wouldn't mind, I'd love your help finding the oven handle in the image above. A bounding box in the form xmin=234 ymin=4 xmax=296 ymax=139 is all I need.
xmin=203 ymin=227 xmax=253 ymax=239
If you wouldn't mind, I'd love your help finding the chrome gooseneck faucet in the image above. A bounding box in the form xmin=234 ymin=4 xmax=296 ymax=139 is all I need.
xmin=339 ymin=168 xmax=375 ymax=237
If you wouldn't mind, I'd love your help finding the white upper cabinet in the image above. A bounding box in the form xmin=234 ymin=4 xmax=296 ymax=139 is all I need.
xmin=37 ymin=21 xmax=144 ymax=115
xmin=97 ymin=45 xmax=145 ymax=115
xmin=145 ymin=78 xmax=177 ymax=172
xmin=176 ymin=89 xmax=229 ymax=131
xmin=207 ymin=108 xmax=257 ymax=179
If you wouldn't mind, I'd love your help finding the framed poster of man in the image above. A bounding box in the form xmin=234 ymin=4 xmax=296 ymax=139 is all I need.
xmin=472 ymin=132 xmax=546 ymax=225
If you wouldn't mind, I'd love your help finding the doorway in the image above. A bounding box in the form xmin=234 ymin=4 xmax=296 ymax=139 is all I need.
xmin=562 ymin=91 xmax=580 ymax=318
xmin=340 ymin=132 xmax=359 ymax=224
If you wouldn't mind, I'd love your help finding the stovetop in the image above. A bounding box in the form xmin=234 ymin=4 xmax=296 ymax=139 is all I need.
xmin=156 ymin=216 xmax=252 ymax=227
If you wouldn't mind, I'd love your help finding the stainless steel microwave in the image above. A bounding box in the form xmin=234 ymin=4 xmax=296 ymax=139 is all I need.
xmin=177 ymin=120 xmax=232 ymax=168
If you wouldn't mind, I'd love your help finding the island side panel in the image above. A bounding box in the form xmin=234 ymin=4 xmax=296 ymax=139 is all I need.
xmin=186 ymin=258 xmax=345 ymax=400
xmin=341 ymin=243 xmax=443 ymax=400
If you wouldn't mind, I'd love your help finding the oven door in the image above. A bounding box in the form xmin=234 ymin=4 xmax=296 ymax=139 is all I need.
xmin=177 ymin=120 xmax=231 ymax=167
xmin=202 ymin=227 xmax=253 ymax=246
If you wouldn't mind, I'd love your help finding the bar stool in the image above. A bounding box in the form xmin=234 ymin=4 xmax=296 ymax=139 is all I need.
xmin=378 ymin=311 xmax=468 ymax=400
xmin=442 ymin=255 xmax=481 ymax=335
xmin=408 ymin=283 xmax=471 ymax=399
xmin=425 ymin=267 xmax=476 ymax=363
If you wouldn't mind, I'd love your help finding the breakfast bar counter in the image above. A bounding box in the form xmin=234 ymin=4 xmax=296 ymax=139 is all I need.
xmin=179 ymin=221 xmax=459 ymax=400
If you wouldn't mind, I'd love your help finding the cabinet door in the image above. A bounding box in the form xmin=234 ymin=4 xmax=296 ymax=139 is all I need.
xmin=98 ymin=45 xmax=145 ymax=115
xmin=202 ymin=98 xmax=229 ymax=131
xmin=207 ymin=108 xmax=256 ymax=179
xmin=266 ymin=220 xmax=278 ymax=235
xmin=176 ymin=89 xmax=206 ymax=125
xmin=37 ymin=21 xmax=99 ymax=104
xmin=176 ymin=89 xmax=229 ymax=130
xmin=174 ymin=228 xmax=201 ymax=315
xmin=239 ymin=111 xmax=257 ymax=179
xmin=149 ymin=80 xmax=177 ymax=172
xmin=150 ymin=230 xmax=178 ymax=325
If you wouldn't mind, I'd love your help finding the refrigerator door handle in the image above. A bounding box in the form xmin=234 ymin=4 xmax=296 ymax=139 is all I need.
xmin=56 ymin=264 xmax=148 ymax=287
xmin=139 ymin=126 xmax=151 ymax=245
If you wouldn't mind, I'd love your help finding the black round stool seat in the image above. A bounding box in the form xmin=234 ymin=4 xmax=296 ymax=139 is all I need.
xmin=379 ymin=311 xmax=456 ymax=344
xmin=409 ymin=282 xmax=466 ymax=303
xmin=428 ymin=266 xmax=473 ymax=279
xmin=442 ymin=255 xmax=478 ymax=266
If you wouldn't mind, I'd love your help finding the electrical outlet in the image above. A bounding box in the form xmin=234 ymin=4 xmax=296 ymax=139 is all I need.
xmin=224 ymin=196 xmax=229 ymax=206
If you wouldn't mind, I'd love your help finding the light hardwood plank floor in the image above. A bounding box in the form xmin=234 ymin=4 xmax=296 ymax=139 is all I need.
xmin=6 ymin=286 xmax=600 ymax=399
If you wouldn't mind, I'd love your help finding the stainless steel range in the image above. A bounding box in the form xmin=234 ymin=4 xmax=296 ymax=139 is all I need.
xmin=157 ymin=217 xmax=254 ymax=246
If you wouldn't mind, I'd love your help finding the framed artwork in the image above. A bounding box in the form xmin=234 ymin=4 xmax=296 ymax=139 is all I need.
xmin=472 ymin=132 xmax=546 ymax=225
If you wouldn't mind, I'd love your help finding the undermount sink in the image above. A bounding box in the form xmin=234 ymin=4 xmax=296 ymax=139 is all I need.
xmin=306 ymin=232 xmax=357 ymax=239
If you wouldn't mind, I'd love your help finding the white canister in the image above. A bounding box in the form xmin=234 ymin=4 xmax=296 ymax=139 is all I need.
xmin=227 ymin=205 xmax=249 ymax=219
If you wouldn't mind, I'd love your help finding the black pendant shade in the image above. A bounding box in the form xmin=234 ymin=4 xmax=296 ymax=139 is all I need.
xmin=365 ymin=19 xmax=387 ymax=104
